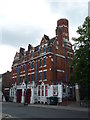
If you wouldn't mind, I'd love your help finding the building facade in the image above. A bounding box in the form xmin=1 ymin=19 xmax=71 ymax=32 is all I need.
xmin=10 ymin=18 xmax=74 ymax=104
xmin=2 ymin=71 xmax=11 ymax=101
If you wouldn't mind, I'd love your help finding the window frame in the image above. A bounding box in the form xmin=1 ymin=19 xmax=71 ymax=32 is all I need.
xmin=44 ymin=71 xmax=47 ymax=80
xmin=39 ymin=72 xmax=42 ymax=80
xmin=44 ymin=57 xmax=46 ymax=66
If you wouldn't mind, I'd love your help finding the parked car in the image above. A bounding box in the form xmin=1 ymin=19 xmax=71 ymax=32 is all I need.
xmin=9 ymin=97 xmax=14 ymax=102
xmin=47 ymin=96 xmax=58 ymax=105
xmin=4 ymin=95 xmax=9 ymax=102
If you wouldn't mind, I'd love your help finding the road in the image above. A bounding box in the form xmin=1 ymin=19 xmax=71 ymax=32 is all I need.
xmin=2 ymin=102 xmax=88 ymax=118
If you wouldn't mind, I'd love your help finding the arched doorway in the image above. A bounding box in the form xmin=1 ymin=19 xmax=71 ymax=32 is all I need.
xmin=26 ymin=89 xmax=31 ymax=104
xmin=17 ymin=89 xmax=22 ymax=103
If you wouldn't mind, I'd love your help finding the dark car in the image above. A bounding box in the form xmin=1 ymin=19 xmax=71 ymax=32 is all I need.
xmin=9 ymin=97 xmax=14 ymax=102
xmin=47 ymin=96 xmax=58 ymax=105
xmin=4 ymin=95 xmax=9 ymax=102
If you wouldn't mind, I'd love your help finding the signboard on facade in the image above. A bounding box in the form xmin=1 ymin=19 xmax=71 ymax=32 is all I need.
xmin=53 ymin=86 xmax=58 ymax=96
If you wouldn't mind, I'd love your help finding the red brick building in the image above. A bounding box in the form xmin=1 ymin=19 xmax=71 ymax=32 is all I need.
xmin=10 ymin=18 xmax=73 ymax=104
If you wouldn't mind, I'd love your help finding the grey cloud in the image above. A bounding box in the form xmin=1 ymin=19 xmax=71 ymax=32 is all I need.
xmin=2 ymin=27 xmax=45 ymax=49
xmin=48 ymin=2 xmax=61 ymax=13
xmin=46 ymin=1 xmax=87 ymax=25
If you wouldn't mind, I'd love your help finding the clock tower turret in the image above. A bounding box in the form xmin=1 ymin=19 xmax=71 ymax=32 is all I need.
xmin=56 ymin=18 xmax=69 ymax=47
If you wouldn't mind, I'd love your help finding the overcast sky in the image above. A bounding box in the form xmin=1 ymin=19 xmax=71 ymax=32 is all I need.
xmin=0 ymin=0 xmax=89 ymax=74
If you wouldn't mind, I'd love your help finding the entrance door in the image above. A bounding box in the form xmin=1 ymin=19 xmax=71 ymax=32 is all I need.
xmin=17 ymin=89 xmax=22 ymax=103
xmin=26 ymin=89 xmax=31 ymax=104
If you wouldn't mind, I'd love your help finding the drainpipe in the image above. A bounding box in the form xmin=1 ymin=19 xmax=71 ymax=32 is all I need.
xmin=63 ymin=41 xmax=67 ymax=83
xmin=24 ymin=60 xmax=28 ymax=105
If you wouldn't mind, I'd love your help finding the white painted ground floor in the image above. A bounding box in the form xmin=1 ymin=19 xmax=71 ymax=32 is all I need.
xmin=9 ymin=81 xmax=75 ymax=104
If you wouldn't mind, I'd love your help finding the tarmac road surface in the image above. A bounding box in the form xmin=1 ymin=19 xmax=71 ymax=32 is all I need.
xmin=2 ymin=102 xmax=88 ymax=118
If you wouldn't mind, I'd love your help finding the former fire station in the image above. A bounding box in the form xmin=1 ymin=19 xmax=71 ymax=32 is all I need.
xmin=10 ymin=18 xmax=74 ymax=104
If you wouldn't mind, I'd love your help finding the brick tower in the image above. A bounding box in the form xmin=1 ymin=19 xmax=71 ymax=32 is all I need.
xmin=56 ymin=18 xmax=69 ymax=48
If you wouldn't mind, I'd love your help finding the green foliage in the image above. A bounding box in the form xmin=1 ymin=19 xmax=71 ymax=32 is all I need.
xmin=70 ymin=16 xmax=90 ymax=98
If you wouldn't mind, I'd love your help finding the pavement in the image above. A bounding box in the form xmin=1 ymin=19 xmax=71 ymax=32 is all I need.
xmin=28 ymin=101 xmax=88 ymax=112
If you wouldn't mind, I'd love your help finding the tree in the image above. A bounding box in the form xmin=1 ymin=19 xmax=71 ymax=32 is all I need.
xmin=70 ymin=16 xmax=90 ymax=99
